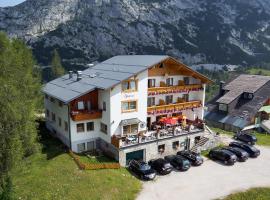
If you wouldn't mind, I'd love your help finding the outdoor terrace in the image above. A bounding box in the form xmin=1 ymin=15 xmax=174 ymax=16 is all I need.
xmin=111 ymin=121 xmax=204 ymax=149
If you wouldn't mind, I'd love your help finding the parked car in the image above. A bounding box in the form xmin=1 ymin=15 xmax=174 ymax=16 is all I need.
xmin=234 ymin=132 xmax=257 ymax=145
xmin=209 ymin=148 xmax=237 ymax=165
xmin=128 ymin=159 xmax=156 ymax=180
xmin=164 ymin=155 xmax=191 ymax=171
xmin=177 ymin=150 xmax=204 ymax=166
xmin=148 ymin=158 xmax=173 ymax=175
xmin=229 ymin=142 xmax=260 ymax=158
xmin=222 ymin=146 xmax=249 ymax=162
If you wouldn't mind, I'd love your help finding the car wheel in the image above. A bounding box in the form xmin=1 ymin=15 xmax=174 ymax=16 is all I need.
xmin=224 ymin=160 xmax=228 ymax=165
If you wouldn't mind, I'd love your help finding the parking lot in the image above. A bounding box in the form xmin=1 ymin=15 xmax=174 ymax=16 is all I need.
xmin=137 ymin=145 xmax=270 ymax=200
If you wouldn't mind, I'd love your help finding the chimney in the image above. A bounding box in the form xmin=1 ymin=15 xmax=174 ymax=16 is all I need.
xmin=69 ymin=71 xmax=73 ymax=79
xmin=219 ymin=81 xmax=225 ymax=95
xmin=77 ymin=71 xmax=82 ymax=81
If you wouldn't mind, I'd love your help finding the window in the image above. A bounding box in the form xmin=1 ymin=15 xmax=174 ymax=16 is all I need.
xmin=158 ymin=144 xmax=165 ymax=153
xmin=77 ymin=143 xmax=85 ymax=152
xmin=58 ymin=117 xmax=62 ymax=127
xmin=122 ymin=101 xmax=137 ymax=112
xmin=122 ymin=80 xmax=137 ymax=92
xmin=123 ymin=124 xmax=138 ymax=135
xmin=243 ymin=92 xmax=254 ymax=100
xmin=166 ymin=78 xmax=174 ymax=86
xmin=165 ymin=95 xmax=173 ymax=104
xmin=183 ymin=94 xmax=189 ymax=102
xmin=58 ymin=100 xmax=63 ymax=107
xmin=52 ymin=113 xmax=56 ymax=122
xmin=50 ymin=97 xmax=55 ymax=103
xmin=219 ymin=103 xmax=228 ymax=112
xmin=77 ymin=101 xmax=85 ymax=110
xmin=103 ymin=101 xmax=106 ymax=111
xmin=148 ymin=79 xmax=156 ymax=88
xmin=87 ymin=122 xmax=94 ymax=131
xmin=184 ymin=77 xmax=189 ymax=85
xmin=64 ymin=121 xmax=68 ymax=132
xmin=147 ymin=97 xmax=155 ymax=107
xmin=100 ymin=123 xmax=107 ymax=134
xmin=159 ymin=63 xmax=164 ymax=68
xmin=172 ymin=141 xmax=180 ymax=149
xmin=77 ymin=123 xmax=85 ymax=132
xmin=46 ymin=109 xmax=50 ymax=118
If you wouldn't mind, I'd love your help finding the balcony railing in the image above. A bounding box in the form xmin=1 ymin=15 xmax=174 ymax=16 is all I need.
xmin=148 ymin=84 xmax=203 ymax=96
xmin=70 ymin=110 xmax=102 ymax=121
xmin=147 ymin=100 xmax=201 ymax=115
xmin=111 ymin=124 xmax=204 ymax=149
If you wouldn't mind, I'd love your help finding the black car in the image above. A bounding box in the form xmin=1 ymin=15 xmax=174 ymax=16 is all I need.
xmin=128 ymin=159 xmax=156 ymax=180
xmin=177 ymin=150 xmax=204 ymax=166
xmin=229 ymin=142 xmax=260 ymax=158
xmin=234 ymin=132 xmax=257 ymax=145
xmin=148 ymin=158 xmax=173 ymax=175
xmin=164 ymin=155 xmax=191 ymax=171
xmin=222 ymin=146 xmax=249 ymax=162
xmin=209 ymin=148 xmax=237 ymax=165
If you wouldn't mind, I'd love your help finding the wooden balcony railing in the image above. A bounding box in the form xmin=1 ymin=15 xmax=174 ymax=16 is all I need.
xmin=148 ymin=84 xmax=203 ymax=95
xmin=147 ymin=100 xmax=201 ymax=115
xmin=71 ymin=110 xmax=102 ymax=121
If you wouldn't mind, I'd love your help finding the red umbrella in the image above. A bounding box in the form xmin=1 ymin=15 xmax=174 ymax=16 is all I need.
xmin=162 ymin=117 xmax=177 ymax=125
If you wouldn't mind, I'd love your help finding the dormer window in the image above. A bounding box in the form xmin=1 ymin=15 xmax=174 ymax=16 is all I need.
xmin=243 ymin=92 xmax=254 ymax=100
xmin=219 ymin=103 xmax=228 ymax=112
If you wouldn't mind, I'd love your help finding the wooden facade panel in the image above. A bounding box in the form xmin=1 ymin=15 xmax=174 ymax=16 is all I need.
xmin=70 ymin=89 xmax=99 ymax=112
xmin=148 ymin=57 xmax=212 ymax=84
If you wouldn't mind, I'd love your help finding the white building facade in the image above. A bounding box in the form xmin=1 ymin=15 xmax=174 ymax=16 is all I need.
xmin=43 ymin=55 xmax=212 ymax=166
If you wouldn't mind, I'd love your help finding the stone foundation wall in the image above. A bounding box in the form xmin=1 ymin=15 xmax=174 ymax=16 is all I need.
xmin=118 ymin=132 xmax=204 ymax=166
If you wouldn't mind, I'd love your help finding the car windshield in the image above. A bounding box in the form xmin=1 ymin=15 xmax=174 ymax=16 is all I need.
xmin=164 ymin=163 xmax=171 ymax=168
xmin=140 ymin=164 xmax=151 ymax=171
xmin=249 ymin=146 xmax=257 ymax=151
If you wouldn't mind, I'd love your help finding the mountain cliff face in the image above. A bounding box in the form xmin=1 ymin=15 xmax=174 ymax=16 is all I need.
xmin=1 ymin=0 xmax=270 ymax=66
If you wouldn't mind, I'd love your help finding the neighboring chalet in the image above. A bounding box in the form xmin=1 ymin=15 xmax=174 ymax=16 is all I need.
xmin=43 ymin=55 xmax=212 ymax=166
xmin=205 ymin=75 xmax=270 ymax=132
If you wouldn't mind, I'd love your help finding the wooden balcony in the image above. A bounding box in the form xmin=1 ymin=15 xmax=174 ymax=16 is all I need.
xmin=148 ymin=84 xmax=203 ymax=95
xmin=147 ymin=100 xmax=201 ymax=115
xmin=71 ymin=110 xmax=102 ymax=121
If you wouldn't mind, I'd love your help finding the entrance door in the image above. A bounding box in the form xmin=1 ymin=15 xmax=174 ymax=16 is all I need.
xmin=87 ymin=141 xmax=95 ymax=151
xmin=126 ymin=150 xmax=144 ymax=165
xmin=194 ymin=136 xmax=201 ymax=145
xmin=185 ymin=138 xmax=191 ymax=150
xmin=147 ymin=117 xmax=151 ymax=130
xmin=87 ymin=101 xmax=91 ymax=111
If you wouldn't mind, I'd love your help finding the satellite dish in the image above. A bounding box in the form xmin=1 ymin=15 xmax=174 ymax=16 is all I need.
xmin=140 ymin=122 xmax=146 ymax=129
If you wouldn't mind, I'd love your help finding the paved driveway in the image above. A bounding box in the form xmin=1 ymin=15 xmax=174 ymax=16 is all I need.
xmin=137 ymin=146 xmax=270 ymax=200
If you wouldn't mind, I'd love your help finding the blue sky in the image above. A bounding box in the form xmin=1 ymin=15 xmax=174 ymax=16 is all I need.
xmin=0 ymin=0 xmax=25 ymax=7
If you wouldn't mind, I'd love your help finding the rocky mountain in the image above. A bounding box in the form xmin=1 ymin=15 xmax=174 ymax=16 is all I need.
xmin=1 ymin=0 xmax=270 ymax=67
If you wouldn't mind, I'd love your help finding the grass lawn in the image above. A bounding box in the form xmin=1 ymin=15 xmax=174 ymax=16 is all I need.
xmin=11 ymin=122 xmax=141 ymax=200
xmin=221 ymin=187 xmax=270 ymax=200
xmin=210 ymin=127 xmax=270 ymax=147
xmin=247 ymin=68 xmax=270 ymax=76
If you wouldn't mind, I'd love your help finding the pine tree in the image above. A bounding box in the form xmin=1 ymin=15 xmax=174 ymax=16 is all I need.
xmin=0 ymin=32 xmax=41 ymax=199
xmin=51 ymin=49 xmax=65 ymax=79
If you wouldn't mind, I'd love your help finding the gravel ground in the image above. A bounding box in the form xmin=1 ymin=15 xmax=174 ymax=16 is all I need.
xmin=137 ymin=144 xmax=270 ymax=200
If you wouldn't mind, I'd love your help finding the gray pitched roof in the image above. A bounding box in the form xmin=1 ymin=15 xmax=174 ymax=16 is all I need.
xmin=43 ymin=55 xmax=169 ymax=103
xmin=43 ymin=55 xmax=211 ymax=103
xmin=217 ymin=75 xmax=270 ymax=104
